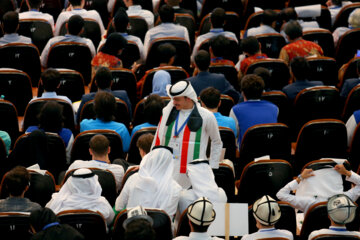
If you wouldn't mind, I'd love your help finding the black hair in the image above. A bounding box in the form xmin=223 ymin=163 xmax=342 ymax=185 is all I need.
xmin=38 ymin=101 xmax=64 ymax=132
xmin=200 ymin=87 xmax=221 ymax=109
xmin=195 ymin=50 xmax=210 ymax=71
xmin=113 ymin=8 xmax=129 ymax=32
xmin=159 ymin=4 xmax=175 ymax=23
xmin=241 ymin=36 xmax=260 ymax=55
xmin=284 ymin=20 xmax=302 ymax=40
xmin=94 ymin=91 xmax=116 ymax=122
xmin=290 ymin=56 xmax=310 ymax=80
xmin=241 ymin=74 xmax=265 ymax=99
xmin=41 ymin=68 xmax=60 ymax=92
xmin=262 ymin=9 xmax=278 ymax=26
xmin=144 ymin=94 xmax=165 ymax=125
xmin=5 ymin=166 xmax=30 ymax=197
xmin=2 ymin=11 xmax=19 ymax=34
xmin=67 ymin=14 xmax=84 ymax=35
xmin=210 ymin=8 xmax=225 ymax=28
xmin=124 ymin=219 xmax=156 ymax=240
xmin=209 ymin=35 xmax=230 ymax=58
xmin=95 ymin=67 xmax=112 ymax=90
xmin=101 ymin=33 xmax=128 ymax=56
xmin=157 ymin=43 xmax=176 ymax=64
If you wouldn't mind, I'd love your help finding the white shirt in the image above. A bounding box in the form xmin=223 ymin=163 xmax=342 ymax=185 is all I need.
xmin=127 ymin=5 xmax=154 ymax=29
xmin=329 ymin=1 xmax=353 ymax=26
xmin=308 ymin=226 xmax=360 ymax=240
xmin=19 ymin=10 xmax=55 ymax=30
xmin=245 ymin=25 xmax=278 ymax=38
xmin=143 ymin=22 xmax=190 ymax=58
xmin=0 ymin=33 xmax=32 ymax=46
xmin=241 ymin=228 xmax=293 ymax=240
xmin=67 ymin=160 xmax=125 ymax=191
xmin=40 ymin=34 xmax=96 ymax=68
xmin=54 ymin=9 xmax=105 ymax=36
xmin=174 ymin=232 xmax=224 ymax=240
xmin=346 ymin=114 xmax=358 ymax=146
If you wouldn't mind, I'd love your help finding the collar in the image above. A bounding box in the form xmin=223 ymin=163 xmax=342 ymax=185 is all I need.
xmin=120 ymin=32 xmax=128 ymax=37
xmin=330 ymin=226 xmax=347 ymax=231
xmin=259 ymin=227 xmax=276 ymax=232
xmin=41 ymin=92 xmax=58 ymax=97
xmin=4 ymin=33 xmax=19 ymax=38
xmin=213 ymin=112 xmax=221 ymax=116
xmin=189 ymin=232 xmax=210 ymax=237
xmin=129 ymin=5 xmax=142 ymax=11
xmin=210 ymin=28 xmax=224 ymax=33
xmin=30 ymin=9 xmax=39 ymax=12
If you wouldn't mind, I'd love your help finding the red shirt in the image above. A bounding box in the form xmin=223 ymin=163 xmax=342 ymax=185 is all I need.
xmin=240 ymin=53 xmax=268 ymax=74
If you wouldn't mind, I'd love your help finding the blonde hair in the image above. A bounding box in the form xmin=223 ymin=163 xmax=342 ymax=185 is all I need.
xmin=349 ymin=9 xmax=360 ymax=28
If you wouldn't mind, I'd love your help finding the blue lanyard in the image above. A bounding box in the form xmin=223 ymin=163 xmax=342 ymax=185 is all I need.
xmin=42 ymin=222 xmax=60 ymax=231
xmin=210 ymin=29 xmax=224 ymax=33
xmin=211 ymin=57 xmax=223 ymax=63
xmin=94 ymin=160 xmax=106 ymax=164
xmin=174 ymin=112 xmax=191 ymax=137
xmin=330 ymin=227 xmax=347 ymax=231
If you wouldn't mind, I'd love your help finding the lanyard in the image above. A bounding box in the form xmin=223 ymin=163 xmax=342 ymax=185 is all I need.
xmin=330 ymin=227 xmax=347 ymax=231
xmin=42 ymin=222 xmax=60 ymax=231
xmin=174 ymin=111 xmax=191 ymax=137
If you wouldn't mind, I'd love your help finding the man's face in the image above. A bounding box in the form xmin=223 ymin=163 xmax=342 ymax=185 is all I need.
xmin=173 ymin=96 xmax=188 ymax=110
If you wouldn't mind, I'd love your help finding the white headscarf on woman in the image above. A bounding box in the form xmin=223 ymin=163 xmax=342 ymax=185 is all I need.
xmin=46 ymin=168 xmax=115 ymax=225
xmin=152 ymin=70 xmax=171 ymax=96
xmin=115 ymin=146 xmax=182 ymax=217
xmin=178 ymin=159 xmax=227 ymax=214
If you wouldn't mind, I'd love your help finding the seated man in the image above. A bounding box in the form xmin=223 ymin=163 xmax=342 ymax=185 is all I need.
xmin=125 ymin=0 xmax=154 ymax=29
xmin=41 ymin=14 xmax=96 ymax=68
xmin=327 ymin=0 xmax=353 ymax=26
xmin=0 ymin=166 xmax=42 ymax=212
xmin=0 ymin=11 xmax=32 ymax=45
xmin=241 ymin=195 xmax=293 ymax=240
xmin=346 ymin=108 xmax=360 ymax=146
xmin=244 ymin=9 xmax=278 ymax=38
xmin=308 ymin=194 xmax=360 ymax=239
xmin=333 ymin=8 xmax=360 ymax=46
xmin=123 ymin=206 xmax=156 ymax=240
xmin=174 ymin=197 xmax=223 ymax=240
xmin=230 ymin=74 xmax=278 ymax=147
xmin=19 ymin=0 xmax=55 ymax=30
xmin=200 ymin=87 xmax=237 ymax=137
xmin=341 ymin=60 xmax=360 ymax=99
xmin=67 ymin=134 xmax=124 ymax=191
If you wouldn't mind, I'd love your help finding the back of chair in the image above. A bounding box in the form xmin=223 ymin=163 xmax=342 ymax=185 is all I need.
xmin=175 ymin=208 xmax=191 ymax=237
xmin=262 ymin=91 xmax=290 ymax=125
xmin=244 ymin=11 xmax=263 ymax=31
xmin=307 ymin=57 xmax=338 ymax=86
xmin=110 ymin=68 xmax=137 ymax=106
xmin=18 ymin=19 xmax=53 ymax=53
xmin=128 ymin=16 xmax=148 ymax=42
xmin=342 ymin=85 xmax=360 ymax=122
xmin=335 ymin=28 xmax=360 ymax=67
xmin=333 ymin=3 xmax=360 ymax=30
xmin=213 ymin=162 xmax=236 ymax=202
xmin=57 ymin=209 xmax=107 ymax=240
xmin=338 ymin=57 xmax=360 ymax=89
xmin=236 ymin=160 xmax=293 ymax=204
xmin=0 ymin=43 xmax=41 ymax=87
xmin=311 ymin=235 xmax=360 ymax=240
xmin=112 ymin=208 xmax=173 ymax=240
xmin=199 ymin=38 xmax=239 ymax=65
xmin=300 ymin=202 xmax=329 ymax=240
xmin=70 ymin=130 xmax=125 ymax=163
xmin=218 ymin=94 xmax=235 ymax=116
xmin=0 ymin=212 xmax=32 ymax=240
xmin=256 ymin=33 xmax=286 ymax=58
xmin=209 ymin=64 xmax=239 ymax=91
xmin=47 ymin=42 xmax=92 ymax=85
xmin=127 ymin=127 xmax=157 ymax=165
xmin=349 ymin=123 xmax=360 ymax=172
xmin=219 ymin=127 xmax=237 ymax=162
xmin=132 ymin=97 xmax=170 ymax=126
xmin=82 ymin=19 xmax=102 ymax=49
xmin=119 ymin=41 xmax=141 ymax=69
xmin=303 ymin=29 xmax=335 ymax=57
xmin=175 ymin=13 xmax=196 ymax=48
xmin=0 ymin=100 xmax=19 ymax=146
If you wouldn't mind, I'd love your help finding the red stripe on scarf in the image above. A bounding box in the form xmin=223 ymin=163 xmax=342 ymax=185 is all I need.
xmin=180 ymin=125 xmax=190 ymax=173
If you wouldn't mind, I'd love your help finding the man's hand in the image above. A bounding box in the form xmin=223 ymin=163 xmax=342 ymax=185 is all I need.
xmin=334 ymin=164 xmax=351 ymax=177
xmin=296 ymin=168 xmax=315 ymax=183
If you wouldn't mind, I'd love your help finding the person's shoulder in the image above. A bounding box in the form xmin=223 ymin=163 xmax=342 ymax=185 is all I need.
xmin=81 ymin=92 xmax=96 ymax=101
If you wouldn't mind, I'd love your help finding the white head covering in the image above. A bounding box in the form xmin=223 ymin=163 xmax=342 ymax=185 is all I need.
xmin=152 ymin=70 xmax=171 ymax=97
xmin=187 ymin=197 xmax=216 ymax=226
xmin=127 ymin=147 xmax=181 ymax=216
xmin=328 ymin=194 xmax=357 ymax=224
xmin=187 ymin=159 xmax=227 ymax=203
xmin=253 ymin=195 xmax=281 ymax=226
xmin=166 ymin=80 xmax=198 ymax=104
xmin=348 ymin=8 xmax=360 ymax=28
xmin=46 ymin=169 xmax=112 ymax=221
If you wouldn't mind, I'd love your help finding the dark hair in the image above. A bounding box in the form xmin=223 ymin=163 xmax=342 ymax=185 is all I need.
xmin=38 ymin=101 xmax=64 ymax=132
xmin=41 ymin=68 xmax=60 ymax=92
xmin=209 ymin=35 xmax=230 ymax=58
xmin=30 ymin=208 xmax=59 ymax=232
xmin=144 ymin=94 xmax=165 ymax=125
xmin=124 ymin=219 xmax=156 ymax=240
xmin=200 ymin=87 xmax=221 ymax=109
xmin=253 ymin=67 xmax=271 ymax=90
xmin=157 ymin=43 xmax=176 ymax=63
xmin=159 ymin=4 xmax=175 ymax=23
xmin=136 ymin=133 xmax=154 ymax=154
xmin=101 ymin=33 xmax=127 ymax=56
xmin=67 ymin=14 xmax=84 ymax=35
xmin=95 ymin=67 xmax=112 ymax=90
xmin=113 ymin=8 xmax=129 ymax=32
xmin=284 ymin=20 xmax=302 ymax=40
xmin=332 ymin=0 xmax=343 ymax=6
xmin=280 ymin=7 xmax=297 ymax=22
xmin=210 ymin=8 xmax=225 ymax=28
xmin=195 ymin=50 xmax=210 ymax=71
xmin=241 ymin=36 xmax=260 ymax=55
xmin=241 ymin=74 xmax=265 ymax=99
xmin=290 ymin=56 xmax=310 ymax=80
xmin=28 ymin=0 xmax=42 ymax=9
xmin=190 ymin=221 xmax=209 ymax=232
xmin=69 ymin=0 xmax=82 ymax=6
xmin=89 ymin=134 xmax=110 ymax=156
xmin=94 ymin=91 xmax=116 ymax=122
xmin=132 ymin=0 xmax=143 ymax=5
xmin=5 ymin=166 xmax=30 ymax=196
xmin=2 ymin=11 xmax=19 ymax=34
xmin=262 ymin=9 xmax=278 ymax=26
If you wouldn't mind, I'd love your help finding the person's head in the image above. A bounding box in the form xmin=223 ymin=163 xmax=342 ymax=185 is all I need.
xmin=159 ymin=4 xmax=175 ymax=23
xmin=328 ymin=0 xmax=342 ymax=6
xmin=194 ymin=50 xmax=210 ymax=71
xmin=67 ymin=168 xmax=101 ymax=195
xmin=168 ymin=80 xmax=197 ymax=110
xmin=348 ymin=8 xmax=360 ymax=28
xmin=30 ymin=208 xmax=59 ymax=233
xmin=262 ymin=9 xmax=278 ymax=27
xmin=252 ymin=195 xmax=281 ymax=228
xmin=95 ymin=67 xmax=113 ymax=90
xmin=157 ymin=43 xmax=176 ymax=65
xmin=136 ymin=133 xmax=154 ymax=157
xmin=113 ymin=8 xmax=129 ymax=32
xmin=152 ymin=70 xmax=171 ymax=96
xmin=290 ymin=56 xmax=310 ymax=80
xmin=67 ymin=14 xmax=84 ymax=35
xmin=124 ymin=218 xmax=156 ymax=240
xmin=132 ymin=0 xmax=143 ymax=5
xmin=200 ymin=87 xmax=221 ymax=111
xmin=241 ymin=74 xmax=265 ymax=100
xmin=165 ymin=0 xmax=180 ymax=7
xmin=2 ymin=11 xmax=19 ymax=34
xmin=253 ymin=67 xmax=271 ymax=90
xmin=327 ymin=194 xmax=357 ymax=226
xmin=284 ymin=20 xmax=303 ymax=41
xmin=89 ymin=134 xmax=110 ymax=159
xmin=210 ymin=8 xmax=225 ymax=28
xmin=144 ymin=94 xmax=165 ymax=125
xmin=209 ymin=35 xmax=230 ymax=58
xmin=241 ymin=36 xmax=261 ymax=56
xmin=41 ymin=68 xmax=61 ymax=92
xmin=69 ymin=0 xmax=83 ymax=7
xmin=5 ymin=166 xmax=30 ymax=197
xmin=100 ymin=33 xmax=127 ymax=56
xmin=38 ymin=101 xmax=64 ymax=132
xmin=27 ymin=0 xmax=42 ymax=9
xmin=280 ymin=7 xmax=297 ymax=23
xmin=94 ymin=91 xmax=116 ymax=122
xmin=187 ymin=197 xmax=216 ymax=232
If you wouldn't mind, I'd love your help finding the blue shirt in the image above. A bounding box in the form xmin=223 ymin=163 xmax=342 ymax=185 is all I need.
xmin=80 ymin=118 xmax=131 ymax=152
xmin=213 ymin=112 xmax=237 ymax=137
xmin=130 ymin=122 xmax=156 ymax=138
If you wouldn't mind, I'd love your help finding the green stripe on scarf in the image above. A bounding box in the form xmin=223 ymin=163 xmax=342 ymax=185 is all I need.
xmin=165 ymin=121 xmax=175 ymax=146
xmin=193 ymin=127 xmax=202 ymax=159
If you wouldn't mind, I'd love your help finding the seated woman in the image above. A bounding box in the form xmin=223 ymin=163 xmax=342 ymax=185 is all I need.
xmin=26 ymin=101 xmax=74 ymax=163
xmin=115 ymin=146 xmax=182 ymax=218
xmin=46 ymin=168 xmax=115 ymax=225
xmin=152 ymin=70 xmax=171 ymax=97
